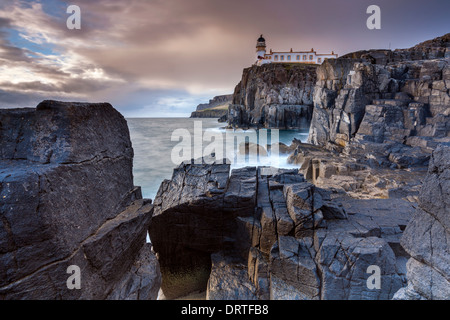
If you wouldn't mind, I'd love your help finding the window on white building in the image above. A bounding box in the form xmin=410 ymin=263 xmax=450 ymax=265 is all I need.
xmin=281 ymin=55 xmax=284 ymax=60
xmin=296 ymin=55 xmax=300 ymax=60
xmin=309 ymin=55 xmax=313 ymax=60
xmin=287 ymin=55 xmax=291 ymax=61
xmin=303 ymin=55 xmax=306 ymax=60
xmin=318 ymin=58 xmax=322 ymax=63
xmin=274 ymin=55 xmax=278 ymax=61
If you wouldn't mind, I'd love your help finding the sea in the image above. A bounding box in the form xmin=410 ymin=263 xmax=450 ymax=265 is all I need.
xmin=127 ymin=118 xmax=309 ymax=200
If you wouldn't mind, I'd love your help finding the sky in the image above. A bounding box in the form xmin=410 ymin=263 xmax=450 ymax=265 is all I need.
xmin=0 ymin=0 xmax=449 ymax=117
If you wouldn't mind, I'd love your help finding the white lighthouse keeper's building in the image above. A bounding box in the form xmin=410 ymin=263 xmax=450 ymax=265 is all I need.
xmin=255 ymin=35 xmax=338 ymax=66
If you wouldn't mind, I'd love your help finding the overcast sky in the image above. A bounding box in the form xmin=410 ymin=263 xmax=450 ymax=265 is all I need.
xmin=0 ymin=0 xmax=449 ymax=117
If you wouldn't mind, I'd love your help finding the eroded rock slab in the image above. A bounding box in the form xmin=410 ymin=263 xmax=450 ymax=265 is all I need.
xmin=0 ymin=101 xmax=160 ymax=300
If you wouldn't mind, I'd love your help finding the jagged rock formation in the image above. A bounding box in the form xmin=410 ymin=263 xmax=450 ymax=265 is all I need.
xmin=341 ymin=33 xmax=449 ymax=62
xmin=227 ymin=63 xmax=316 ymax=129
xmin=0 ymin=101 xmax=161 ymax=300
xmin=150 ymin=159 xmax=413 ymax=300
xmin=394 ymin=144 xmax=450 ymax=300
xmin=308 ymin=34 xmax=450 ymax=169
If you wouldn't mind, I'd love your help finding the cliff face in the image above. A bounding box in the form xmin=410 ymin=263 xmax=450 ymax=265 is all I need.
xmin=191 ymin=94 xmax=232 ymax=119
xmin=228 ymin=63 xmax=317 ymax=129
xmin=0 ymin=101 xmax=161 ymax=299
xmin=308 ymin=33 xmax=449 ymax=168
xmin=149 ymin=148 xmax=448 ymax=301
xmin=195 ymin=94 xmax=233 ymax=111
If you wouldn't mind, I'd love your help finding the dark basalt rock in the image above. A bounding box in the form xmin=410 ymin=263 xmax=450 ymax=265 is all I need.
xmin=0 ymin=101 xmax=161 ymax=300
xmin=150 ymin=159 xmax=415 ymax=300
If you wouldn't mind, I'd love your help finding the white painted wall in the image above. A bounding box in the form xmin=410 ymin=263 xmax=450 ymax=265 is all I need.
xmin=256 ymin=50 xmax=266 ymax=59
xmin=264 ymin=51 xmax=337 ymax=64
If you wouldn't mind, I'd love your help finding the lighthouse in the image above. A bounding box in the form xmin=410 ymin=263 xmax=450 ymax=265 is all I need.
xmin=256 ymin=34 xmax=266 ymax=61
xmin=254 ymin=34 xmax=338 ymax=65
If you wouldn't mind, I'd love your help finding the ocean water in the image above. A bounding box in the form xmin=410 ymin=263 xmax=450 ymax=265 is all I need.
xmin=127 ymin=118 xmax=309 ymax=200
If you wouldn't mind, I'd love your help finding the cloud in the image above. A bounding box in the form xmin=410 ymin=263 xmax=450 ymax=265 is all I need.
xmin=0 ymin=0 xmax=449 ymax=116
xmin=0 ymin=0 xmax=233 ymax=115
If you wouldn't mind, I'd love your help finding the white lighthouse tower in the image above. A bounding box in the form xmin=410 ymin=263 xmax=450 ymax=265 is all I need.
xmin=256 ymin=35 xmax=268 ymax=65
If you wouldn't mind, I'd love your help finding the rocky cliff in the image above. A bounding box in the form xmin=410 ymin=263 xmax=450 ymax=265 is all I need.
xmin=190 ymin=94 xmax=232 ymax=119
xmin=195 ymin=94 xmax=233 ymax=111
xmin=0 ymin=101 xmax=161 ymax=299
xmin=227 ymin=34 xmax=449 ymax=145
xmin=227 ymin=63 xmax=316 ymax=129
xmin=150 ymin=145 xmax=450 ymax=300
xmin=308 ymin=33 xmax=450 ymax=170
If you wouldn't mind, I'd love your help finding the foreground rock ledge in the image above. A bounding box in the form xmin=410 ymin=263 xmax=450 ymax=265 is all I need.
xmin=0 ymin=101 xmax=161 ymax=300
xmin=149 ymin=157 xmax=419 ymax=300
